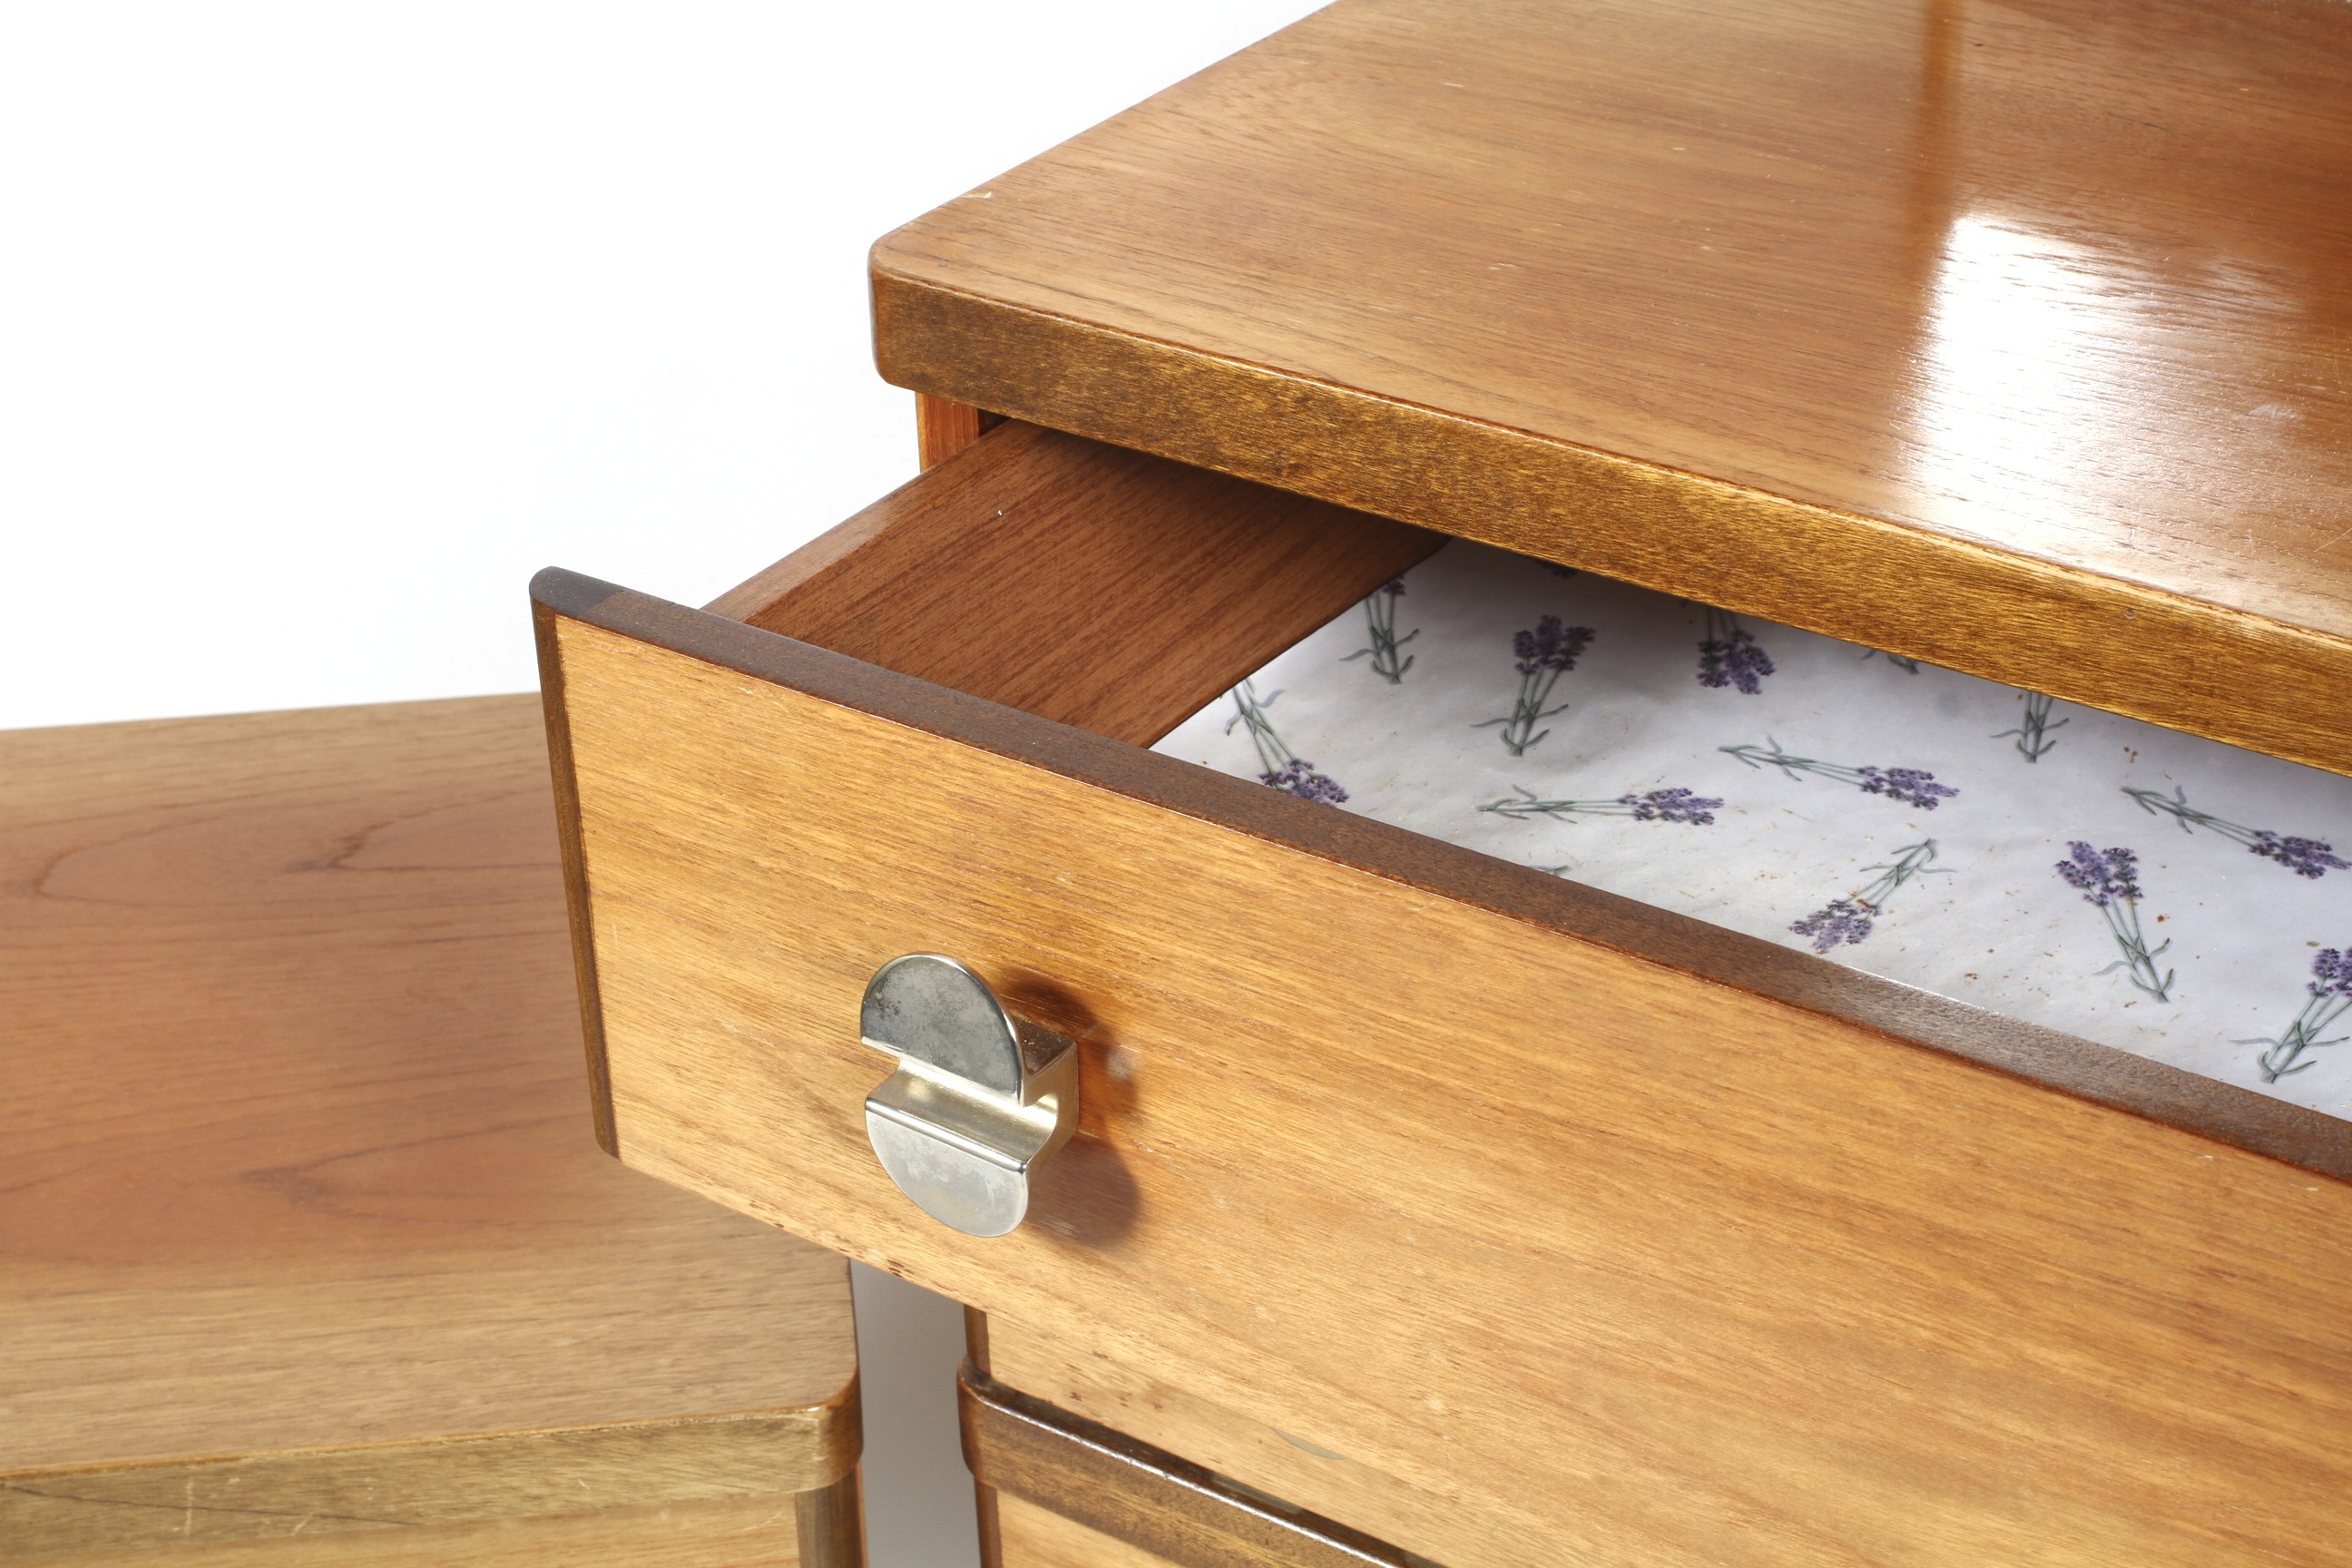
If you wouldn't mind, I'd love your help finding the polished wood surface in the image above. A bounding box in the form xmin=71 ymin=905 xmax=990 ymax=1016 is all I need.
xmin=0 ymin=699 xmax=859 ymax=1557
xmin=872 ymin=0 xmax=2352 ymax=778
xmin=984 ymin=1318 xmax=1464 ymax=1568
xmin=961 ymin=1364 xmax=1414 ymax=1568
xmin=536 ymin=570 xmax=2352 ymax=1566
xmin=701 ymin=421 xmax=1439 ymax=750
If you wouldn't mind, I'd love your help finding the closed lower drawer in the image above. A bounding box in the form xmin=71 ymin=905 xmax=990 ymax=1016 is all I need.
xmin=533 ymin=420 xmax=2352 ymax=1567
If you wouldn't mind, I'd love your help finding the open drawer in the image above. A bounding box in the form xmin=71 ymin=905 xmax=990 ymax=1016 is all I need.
xmin=532 ymin=420 xmax=2352 ymax=1568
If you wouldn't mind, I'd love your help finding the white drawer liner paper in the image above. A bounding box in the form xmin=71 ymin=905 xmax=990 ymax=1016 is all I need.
xmin=1153 ymin=540 xmax=2352 ymax=1120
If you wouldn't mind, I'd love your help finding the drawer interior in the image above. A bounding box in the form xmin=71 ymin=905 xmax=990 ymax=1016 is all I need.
xmin=703 ymin=418 xmax=2352 ymax=1160
xmin=1154 ymin=538 xmax=2352 ymax=1123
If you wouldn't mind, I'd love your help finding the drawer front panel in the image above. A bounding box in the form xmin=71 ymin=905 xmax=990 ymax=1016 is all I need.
xmin=537 ymin=578 xmax=2352 ymax=1568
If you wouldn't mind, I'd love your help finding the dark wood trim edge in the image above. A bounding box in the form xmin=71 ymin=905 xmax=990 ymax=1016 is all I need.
xmin=974 ymin=1480 xmax=1005 ymax=1568
xmin=528 ymin=568 xmax=2352 ymax=1184
xmin=959 ymin=1363 xmax=1419 ymax=1568
xmin=531 ymin=583 xmax=620 ymax=1157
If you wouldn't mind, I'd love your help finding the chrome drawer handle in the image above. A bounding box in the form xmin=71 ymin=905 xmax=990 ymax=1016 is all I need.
xmin=859 ymin=954 xmax=1079 ymax=1238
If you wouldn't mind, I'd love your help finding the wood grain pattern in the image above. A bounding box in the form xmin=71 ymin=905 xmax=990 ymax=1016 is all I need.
xmin=993 ymin=1495 xmax=1171 ymax=1568
xmin=961 ymin=1367 xmax=1414 ymax=1568
xmin=700 ymin=420 xmax=1442 ymax=748
xmin=0 ymin=699 xmax=859 ymax=1554
xmin=871 ymin=0 xmax=2352 ymax=779
xmin=984 ymin=1318 xmax=1473 ymax=1568
xmin=20 ymin=1494 xmax=812 ymax=1568
xmin=537 ymin=585 xmax=2352 ymax=1566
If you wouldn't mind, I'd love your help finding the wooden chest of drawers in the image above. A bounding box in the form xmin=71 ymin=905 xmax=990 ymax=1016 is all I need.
xmin=532 ymin=1 xmax=2352 ymax=1563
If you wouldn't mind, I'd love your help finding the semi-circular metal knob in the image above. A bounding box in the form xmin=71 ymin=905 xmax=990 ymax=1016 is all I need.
xmin=859 ymin=954 xmax=1079 ymax=1238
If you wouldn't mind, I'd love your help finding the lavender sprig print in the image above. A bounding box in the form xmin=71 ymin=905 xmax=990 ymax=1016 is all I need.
xmin=2056 ymin=841 xmax=2173 ymax=1002
xmin=1225 ymin=680 xmax=1348 ymax=804
xmin=1474 ymin=615 xmax=1594 ymax=756
xmin=1789 ymin=840 xmax=1950 ymax=953
xmin=1720 ymin=739 xmax=1959 ymax=810
xmin=1340 ymin=578 xmax=1419 ymax=684
xmin=1697 ymin=606 xmax=1776 ymax=694
xmin=2243 ymin=948 xmax=2352 ymax=1083
xmin=2124 ymin=785 xmax=2350 ymax=879
xmin=1993 ymin=691 xmax=2069 ymax=763
xmin=1479 ymin=785 xmax=1723 ymax=825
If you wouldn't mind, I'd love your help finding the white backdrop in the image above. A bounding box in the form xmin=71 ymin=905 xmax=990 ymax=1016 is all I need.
xmin=2 ymin=5 xmax=1326 ymax=1564
xmin=0 ymin=2 xmax=1325 ymax=731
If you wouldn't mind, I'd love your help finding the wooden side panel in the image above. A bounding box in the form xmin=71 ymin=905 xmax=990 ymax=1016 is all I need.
xmin=701 ymin=421 xmax=1443 ymax=748
xmin=963 ymin=1367 xmax=1416 ymax=1568
xmin=542 ymin=596 xmax=2352 ymax=1568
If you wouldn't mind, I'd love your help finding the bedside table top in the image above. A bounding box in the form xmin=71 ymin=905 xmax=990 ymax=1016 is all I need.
xmin=871 ymin=0 xmax=2352 ymax=777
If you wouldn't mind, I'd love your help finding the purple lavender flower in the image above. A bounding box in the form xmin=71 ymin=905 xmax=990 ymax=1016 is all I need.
xmin=2250 ymin=831 xmax=2349 ymax=879
xmin=1787 ymin=841 xmax=1947 ymax=953
xmin=2247 ymin=946 xmax=2352 ymax=1083
xmin=1479 ymin=785 xmax=1722 ymax=826
xmin=2054 ymin=840 xmax=2172 ymax=1001
xmin=1697 ymin=607 xmax=1775 ymax=695
xmin=2125 ymin=786 xmax=2347 ymax=879
xmin=1224 ymin=680 xmax=1348 ymax=808
xmin=1262 ymin=758 xmax=1348 ymax=803
xmin=1514 ymin=615 xmax=1593 ymax=674
xmin=1342 ymin=578 xmax=1419 ymax=683
xmin=1720 ymin=740 xmax=1959 ymax=811
xmin=1622 ymin=788 xmax=1720 ymax=825
xmin=2056 ymin=841 xmax=2142 ymax=906
xmin=1856 ymin=766 xmax=1958 ymax=811
xmin=2315 ymin=947 xmax=2352 ymax=998
xmin=1477 ymin=616 xmax=1596 ymax=756
xmin=1791 ymin=898 xmax=1875 ymax=953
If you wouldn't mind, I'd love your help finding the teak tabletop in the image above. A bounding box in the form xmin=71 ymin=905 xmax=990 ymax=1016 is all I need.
xmin=872 ymin=0 xmax=2352 ymax=779
xmin=0 ymin=697 xmax=858 ymax=1557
